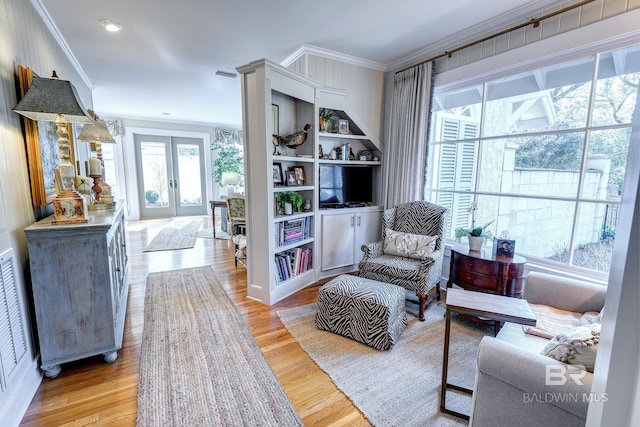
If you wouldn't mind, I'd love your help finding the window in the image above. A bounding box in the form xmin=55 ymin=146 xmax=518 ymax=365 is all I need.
xmin=426 ymin=44 xmax=639 ymax=274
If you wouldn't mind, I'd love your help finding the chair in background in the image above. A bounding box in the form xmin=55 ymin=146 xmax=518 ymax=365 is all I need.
xmin=225 ymin=195 xmax=246 ymax=238
xmin=358 ymin=201 xmax=448 ymax=321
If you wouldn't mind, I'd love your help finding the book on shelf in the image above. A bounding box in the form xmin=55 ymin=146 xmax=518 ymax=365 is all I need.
xmin=275 ymin=216 xmax=312 ymax=247
xmin=274 ymin=247 xmax=312 ymax=283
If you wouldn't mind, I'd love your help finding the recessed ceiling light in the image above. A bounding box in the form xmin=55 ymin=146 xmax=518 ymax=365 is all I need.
xmin=215 ymin=70 xmax=237 ymax=78
xmin=99 ymin=19 xmax=123 ymax=32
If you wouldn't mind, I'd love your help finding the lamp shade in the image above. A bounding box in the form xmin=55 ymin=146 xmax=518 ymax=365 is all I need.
xmin=221 ymin=172 xmax=239 ymax=186
xmin=13 ymin=76 xmax=94 ymax=124
xmin=77 ymin=119 xmax=115 ymax=143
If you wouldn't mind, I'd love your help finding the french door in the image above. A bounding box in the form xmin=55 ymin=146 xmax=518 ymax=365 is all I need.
xmin=134 ymin=134 xmax=207 ymax=218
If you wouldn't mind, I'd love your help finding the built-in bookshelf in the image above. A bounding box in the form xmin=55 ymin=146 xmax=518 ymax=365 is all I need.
xmin=237 ymin=59 xmax=321 ymax=305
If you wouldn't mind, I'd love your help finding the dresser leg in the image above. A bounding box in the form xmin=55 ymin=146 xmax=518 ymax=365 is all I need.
xmin=43 ymin=364 xmax=61 ymax=378
xmin=103 ymin=351 xmax=118 ymax=363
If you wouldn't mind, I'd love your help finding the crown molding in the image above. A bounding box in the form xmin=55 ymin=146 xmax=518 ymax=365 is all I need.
xmin=281 ymin=44 xmax=388 ymax=72
xmin=30 ymin=0 xmax=94 ymax=90
xmin=388 ymin=0 xmax=569 ymax=72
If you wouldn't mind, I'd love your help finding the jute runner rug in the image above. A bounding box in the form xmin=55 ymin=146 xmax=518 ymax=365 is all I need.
xmin=277 ymin=301 xmax=492 ymax=426
xmin=143 ymin=218 xmax=202 ymax=252
xmin=137 ymin=266 xmax=302 ymax=426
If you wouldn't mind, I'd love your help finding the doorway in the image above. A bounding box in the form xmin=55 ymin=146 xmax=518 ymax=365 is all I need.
xmin=134 ymin=134 xmax=207 ymax=218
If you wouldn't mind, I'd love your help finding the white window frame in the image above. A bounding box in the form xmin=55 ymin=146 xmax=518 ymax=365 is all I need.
xmin=428 ymin=12 xmax=640 ymax=284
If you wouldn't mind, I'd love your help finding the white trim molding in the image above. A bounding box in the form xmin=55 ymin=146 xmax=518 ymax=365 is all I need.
xmin=281 ymin=44 xmax=388 ymax=72
xmin=30 ymin=0 xmax=94 ymax=90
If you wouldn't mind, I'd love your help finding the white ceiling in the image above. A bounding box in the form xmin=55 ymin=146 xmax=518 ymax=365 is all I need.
xmin=36 ymin=0 xmax=564 ymax=127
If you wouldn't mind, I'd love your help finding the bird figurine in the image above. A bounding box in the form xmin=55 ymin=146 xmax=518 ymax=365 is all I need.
xmin=273 ymin=124 xmax=312 ymax=149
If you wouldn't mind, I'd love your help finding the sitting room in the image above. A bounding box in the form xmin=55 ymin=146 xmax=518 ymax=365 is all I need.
xmin=1 ymin=1 xmax=638 ymax=426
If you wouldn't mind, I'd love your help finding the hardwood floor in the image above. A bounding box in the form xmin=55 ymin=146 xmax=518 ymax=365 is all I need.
xmin=19 ymin=217 xmax=370 ymax=426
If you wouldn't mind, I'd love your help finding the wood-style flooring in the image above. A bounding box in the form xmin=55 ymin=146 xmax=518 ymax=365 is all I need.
xmin=19 ymin=217 xmax=371 ymax=426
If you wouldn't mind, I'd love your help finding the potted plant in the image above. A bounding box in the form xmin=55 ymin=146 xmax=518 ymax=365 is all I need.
xmin=455 ymin=220 xmax=494 ymax=251
xmin=275 ymin=191 xmax=304 ymax=215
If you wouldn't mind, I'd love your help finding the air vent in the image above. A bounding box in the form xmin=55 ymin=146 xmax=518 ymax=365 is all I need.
xmin=0 ymin=249 xmax=27 ymax=390
xmin=215 ymin=70 xmax=237 ymax=78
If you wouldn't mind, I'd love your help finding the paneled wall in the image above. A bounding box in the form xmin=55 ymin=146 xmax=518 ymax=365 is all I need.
xmin=432 ymin=0 xmax=639 ymax=73
xmin=0 ymin=0 xmax=94 ymax=425
xmin=288 ymin=55 xmax=385 ymax=142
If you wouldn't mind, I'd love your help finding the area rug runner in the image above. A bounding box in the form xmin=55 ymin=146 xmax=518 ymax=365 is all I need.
xmin=277 ymin=302 xmax=492 ymax=426
xmin=137 ymin=266 xmax=302 ymax=426
xmin=143 ymin=218 xmax=202 ymax=252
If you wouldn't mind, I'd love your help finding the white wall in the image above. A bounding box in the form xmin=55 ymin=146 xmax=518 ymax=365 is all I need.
xmin=0 ymin=0 xmax=94 ymax=424
xmin=287 ymin=53 xmax=385 ymax=144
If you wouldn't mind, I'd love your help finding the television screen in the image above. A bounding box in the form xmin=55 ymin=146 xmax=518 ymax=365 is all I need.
xmin=319 ymin=165 xmax=373 ymax=206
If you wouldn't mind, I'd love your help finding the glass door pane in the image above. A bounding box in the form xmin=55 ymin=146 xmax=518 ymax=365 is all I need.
xmin=135 ymin=135 xmax=174 ymax=218
xmin=173 ymin=137 xmax=206 ymax=217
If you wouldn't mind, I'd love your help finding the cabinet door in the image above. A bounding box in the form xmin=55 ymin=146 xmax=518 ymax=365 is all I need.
xmin=354 ymin=211 xmax=383 ymax=262
xmin=321 ymin=213 xmax=355 ymax=270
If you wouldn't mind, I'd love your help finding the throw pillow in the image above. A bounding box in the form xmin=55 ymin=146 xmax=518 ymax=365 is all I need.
xmin=382 ymin=229 xmax=438 ymax=260
xmin=541 ymin=324 xmax=600 ymax=372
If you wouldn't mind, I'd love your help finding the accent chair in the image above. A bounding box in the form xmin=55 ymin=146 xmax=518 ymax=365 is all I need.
xmin=358 ymin=200 xmax=448 ymax=321
xmin=225 ymin=195 xmax=246 ymax=238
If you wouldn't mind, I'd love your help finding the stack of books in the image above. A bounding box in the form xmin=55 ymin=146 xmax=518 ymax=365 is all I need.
xmin=274 ymin=247 xmax=312 ymax=283
xmin=275 ymin=217 xmax=311 ymax=247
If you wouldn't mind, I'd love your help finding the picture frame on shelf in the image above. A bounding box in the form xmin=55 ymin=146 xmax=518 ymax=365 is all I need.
xmin=285 ymin=170 xmax=297 ymax=186
xmin=338 ymin=119 xmax=349 ymax=134
xmin=292 ymin=166 xmax=306 ymax=185
xmin=272 ymin=162 xmax=283 ymax=186
xmin=492 ymin=238 xmax=516 ymax=258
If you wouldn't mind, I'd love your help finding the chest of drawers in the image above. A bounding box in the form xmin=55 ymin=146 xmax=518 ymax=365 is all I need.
xmin=447 ymin=248 xmax=526 ymax=297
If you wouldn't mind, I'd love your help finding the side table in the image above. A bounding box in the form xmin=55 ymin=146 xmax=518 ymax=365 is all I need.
xmin=209 ymin=200 xmax=227 ymax=238
xmin=440 ymin=288 xmax=536 ymax=420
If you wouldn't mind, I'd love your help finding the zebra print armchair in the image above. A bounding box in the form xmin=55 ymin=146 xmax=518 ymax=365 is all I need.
xmin=358 ymin=201 xmax=448 ymax=321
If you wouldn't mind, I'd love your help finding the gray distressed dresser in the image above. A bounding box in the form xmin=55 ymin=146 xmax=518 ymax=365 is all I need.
xmin=24 ymin=202 xmax=129 ymax=378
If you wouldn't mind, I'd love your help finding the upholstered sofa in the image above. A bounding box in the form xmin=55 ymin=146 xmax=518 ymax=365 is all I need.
xmin=470 ymin=272 xmax=606 ymax=427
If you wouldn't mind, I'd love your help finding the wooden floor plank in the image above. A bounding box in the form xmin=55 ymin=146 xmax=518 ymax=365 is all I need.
xmin=20 ymin=218 xmax=370 ymax=426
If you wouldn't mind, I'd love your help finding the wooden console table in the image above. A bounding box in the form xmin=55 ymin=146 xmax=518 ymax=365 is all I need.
xmin=440 ymin=288 xmax=536 ymax=420
xmin=209 ymin=200 xmax=227 ymax=238
xmin=447 ymin=247 xmax=526 ymax=298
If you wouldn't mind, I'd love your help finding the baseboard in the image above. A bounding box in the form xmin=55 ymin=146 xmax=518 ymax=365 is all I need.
xmin=0 ymin=360 xmax=42 ymax=427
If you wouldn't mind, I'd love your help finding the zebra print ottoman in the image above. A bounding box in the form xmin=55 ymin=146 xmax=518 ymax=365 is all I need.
xmin=315 ymin=275 xmax=407 ymax=351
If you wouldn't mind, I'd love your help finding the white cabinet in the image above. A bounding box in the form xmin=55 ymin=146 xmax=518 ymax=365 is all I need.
xmin=321 ymin=208 xmax=382 ymax=272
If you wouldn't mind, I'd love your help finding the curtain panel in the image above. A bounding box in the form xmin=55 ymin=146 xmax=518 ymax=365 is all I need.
xmin=383 ymin=62 xmax=435 ymax=208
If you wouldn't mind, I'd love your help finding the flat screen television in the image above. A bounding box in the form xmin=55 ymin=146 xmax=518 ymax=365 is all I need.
xmin=319 ymin=165 xmax=373 ymax=207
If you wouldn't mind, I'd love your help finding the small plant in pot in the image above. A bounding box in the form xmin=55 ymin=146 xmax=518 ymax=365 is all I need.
xmin=455 ymin=220 xmax=494 ymax=251
xmin=275 ymin=191 xmax=304 ymax=215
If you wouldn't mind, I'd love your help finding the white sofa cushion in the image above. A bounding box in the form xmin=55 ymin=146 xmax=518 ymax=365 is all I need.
xmin=541 ymin=324 xmax=600 ymax=372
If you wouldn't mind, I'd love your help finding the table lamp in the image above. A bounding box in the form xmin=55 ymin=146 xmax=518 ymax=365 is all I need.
xmin=77 ymin=118 xmax=116 ymax=209
xmin=221 ymin=171 xmax=239 ymax=195
xmin=13 ymin=72 xmax=94 ymax=223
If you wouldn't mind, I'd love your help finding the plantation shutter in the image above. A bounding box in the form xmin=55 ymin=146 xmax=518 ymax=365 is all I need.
xmin=435 ymin=118 xmax=479 ymax=235
xmin=0 ymin=250 xmax=27 ymax=390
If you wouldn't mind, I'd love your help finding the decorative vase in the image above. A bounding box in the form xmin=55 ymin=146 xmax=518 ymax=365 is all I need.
xmin=468 ymin=235 xmax=484 ymax=251
xmin=284 ymin=202 xmax=293 ymax=215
